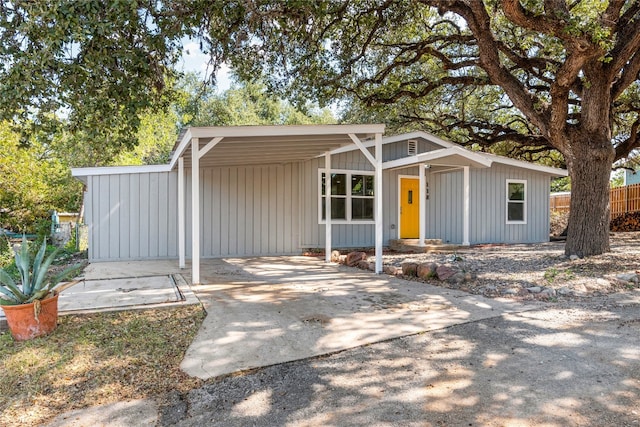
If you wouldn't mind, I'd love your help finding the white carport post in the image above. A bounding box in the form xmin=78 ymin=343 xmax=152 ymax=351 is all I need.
xmin=374 ymin=133 xmax=383 ymax=273
xmin=462 ymin=165 xmax=470 ymax=246
xmin=178 ymin=157 xmax=185 ymax=269
xmin=191 ymin=138 xmax=200 ymax=284
xmin=190 ymin=136 xmax=224 ymax=284
xmin=325 ymin=152 xmax=332 ymax=263
xmin=419 ymin=163 xmax=426 ymax=247
xmin=348 ymin=132 xmax=384 ymax=274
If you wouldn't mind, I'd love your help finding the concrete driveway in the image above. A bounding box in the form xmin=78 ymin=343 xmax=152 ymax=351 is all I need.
xmin=181 ymin=256 xmax=529 ymax=379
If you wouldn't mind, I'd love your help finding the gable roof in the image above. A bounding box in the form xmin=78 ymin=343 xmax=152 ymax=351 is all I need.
xmin=330 ymin=130 xmax=567 ymax=177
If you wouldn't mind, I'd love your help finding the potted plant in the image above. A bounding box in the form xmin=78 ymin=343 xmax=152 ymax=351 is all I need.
xmin=0 ymin=236 xmax=81 ymax=341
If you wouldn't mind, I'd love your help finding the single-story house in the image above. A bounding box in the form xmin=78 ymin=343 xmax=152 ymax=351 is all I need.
xmin=72 ymin=125 xmax=567 ymax=283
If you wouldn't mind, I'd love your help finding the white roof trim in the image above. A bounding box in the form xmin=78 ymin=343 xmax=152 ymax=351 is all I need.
xmin=71 ymin=164 xmax=171 ymax=180
xmin=383 ymin=146 xmax=493 ymax=170
xmin=332 ymin=130 xmax=566 ymax=177
xmin=169 ymin=124 xmax=386 ymax=170
xmin=483 ymin=153 xmax=568 ymax=176
xmin=326 ymin=130 xmax=454 ymax=157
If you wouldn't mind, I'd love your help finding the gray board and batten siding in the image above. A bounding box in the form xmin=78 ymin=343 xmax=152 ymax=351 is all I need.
xmin=84 ymin=136 xmax=554 ymax=262
xmin=85 ymin=139 xmax=434 ymax=262
xmin=86 ymin=163 xmax=301 ymax=261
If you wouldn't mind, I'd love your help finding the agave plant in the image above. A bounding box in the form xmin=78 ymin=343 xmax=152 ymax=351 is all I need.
xmin=0 ymin=236 xmax=80 ymax=306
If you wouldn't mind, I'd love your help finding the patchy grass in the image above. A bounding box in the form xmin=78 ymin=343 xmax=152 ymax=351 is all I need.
xmin=0 ymin=305 xmax=206 ymax=427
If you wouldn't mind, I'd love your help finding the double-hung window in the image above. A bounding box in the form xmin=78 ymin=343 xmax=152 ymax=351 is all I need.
xmin=506 ymin=179 xmax=526 ymax=224
xmin=320 ymin=170 xmax=375 ymax=223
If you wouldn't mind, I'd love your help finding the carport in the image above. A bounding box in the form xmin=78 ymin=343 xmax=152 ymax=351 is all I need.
xmin=169 ymin=125 xmax=386 ymax=284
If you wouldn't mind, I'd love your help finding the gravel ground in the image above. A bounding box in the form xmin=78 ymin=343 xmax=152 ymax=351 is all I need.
xmin=380 ymin=232 xmax=640 ymax=302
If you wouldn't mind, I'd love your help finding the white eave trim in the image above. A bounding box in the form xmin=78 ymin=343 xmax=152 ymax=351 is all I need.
xmin=489 ymin=155 xmax=568 ymax=177
xmin=71 ymin=164 xmax=171 ymax=178
xmin=326 ymin=130 xmax=454 ymax=157
xmin=383 ymin=147 xmax=493 ymax=170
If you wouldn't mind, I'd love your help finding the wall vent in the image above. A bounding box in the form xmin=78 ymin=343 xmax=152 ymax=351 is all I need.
xmin=408 ymin=139 xmax=418 ymax=156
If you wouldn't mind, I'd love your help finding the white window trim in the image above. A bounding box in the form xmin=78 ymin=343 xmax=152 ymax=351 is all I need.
xmin=318 ymin=168 xmax=375 ymax=224
xmin=506 ymin=179 xmax=527 ymax=224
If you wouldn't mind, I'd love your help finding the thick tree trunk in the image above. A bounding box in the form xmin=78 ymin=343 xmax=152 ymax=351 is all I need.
xmin=564 ymin=144 xmax=614 ymax=257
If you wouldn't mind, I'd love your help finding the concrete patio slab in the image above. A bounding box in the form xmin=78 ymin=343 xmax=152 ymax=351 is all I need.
xmin=1 ymin=260 xmax=199 ymax=331
xmin=58 ymin=274 xmax=198 ymax=314
xmin=181 ymin=256 xmax=531 ymax=380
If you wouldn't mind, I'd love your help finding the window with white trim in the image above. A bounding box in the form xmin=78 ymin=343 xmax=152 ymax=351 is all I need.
xmin=506 ymin=179 xmax=526 ymax=224
xmin=320 ymin=170 xmax=375 ymax=223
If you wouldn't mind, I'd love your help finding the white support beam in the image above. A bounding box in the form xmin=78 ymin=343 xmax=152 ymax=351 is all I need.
xmin=178 ymin=157 xmax=185 ymax=269
xmin=198 ymin=137 xmax=224 ymax=160
xmin=419 ymin=163 xmax=426 ymax=247
xmin=348 ymin=133 xmax=376 ymax=166
xmin=463 ymin=166 xmax=470 ymax=246
xmin=325 ymin=152 xmax=332 ymax=263
xmin=375 ymin=133 xmax=383 ymax=274
xmin=191 ymin=138 xmax=201 ymax=284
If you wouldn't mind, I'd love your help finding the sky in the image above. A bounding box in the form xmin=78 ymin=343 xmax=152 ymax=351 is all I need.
xmin=178 ymin=39 xmax=233 ymax=93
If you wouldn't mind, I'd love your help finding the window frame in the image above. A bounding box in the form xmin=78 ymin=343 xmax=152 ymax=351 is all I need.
xmin=318 ymin=168 xmax=375 ymax=224
xmin=506 ymin=179 xmax=527 ymax=224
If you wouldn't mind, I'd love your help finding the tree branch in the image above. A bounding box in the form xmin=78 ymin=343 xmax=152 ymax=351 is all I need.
xmin=615 ymin=117 xmax=640 ymax=161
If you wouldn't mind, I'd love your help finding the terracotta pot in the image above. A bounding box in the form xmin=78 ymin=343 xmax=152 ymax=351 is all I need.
xmin=1 ymin=294 xmax=59 ymax=341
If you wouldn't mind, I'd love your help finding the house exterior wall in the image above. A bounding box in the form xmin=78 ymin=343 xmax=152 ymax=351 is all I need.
xmin=187 ymin=164 xmax=301 ymax=258
xmin=85 ymin=172 xmax=179 ymax=261
xmin=84 ymin=136 xmax=554 ymax=261
xmin=300 ymin=139 xmax=434 ymax=249
xmin=625 ymin=169 xmax=640 ymax=186
xmin=85 ymin=163 xmax=301 ymax=261
xmin=468 ymin=163 xmax=550 ymax=244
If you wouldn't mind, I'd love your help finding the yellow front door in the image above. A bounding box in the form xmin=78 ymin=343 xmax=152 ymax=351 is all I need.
xmin=400 ymin=177 xmax=420 ymax=238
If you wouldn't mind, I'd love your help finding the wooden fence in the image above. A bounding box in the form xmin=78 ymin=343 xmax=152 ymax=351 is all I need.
xmin=550 ymin=183 xmax=640 ymax=217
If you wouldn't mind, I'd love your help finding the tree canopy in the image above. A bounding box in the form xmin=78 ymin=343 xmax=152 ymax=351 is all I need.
xmin=0 ymin=0 xmax=183 ymax=149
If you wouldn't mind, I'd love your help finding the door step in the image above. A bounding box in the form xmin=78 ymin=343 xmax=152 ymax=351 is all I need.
xmin=389 ymin=239 xmax=465 ymax=253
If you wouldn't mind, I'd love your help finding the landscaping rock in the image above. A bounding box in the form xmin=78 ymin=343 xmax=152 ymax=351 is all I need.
xmin=401 ymin=262 xmax=419 ymax=277
xmin=501 ymin=288 xmax=519 ymax=295
xmin=569 ymin=254 xmax=580 ymax=261
xmin=417 ymin=262 xmax=437 ymax=279
xmin=383 ymin=265 xmax=400 ymax=275
xmin=616 ymin=272 xmax=638 ymax=283
xmin=526 ymin=286 xmax=542 ymax=294
xmin=447 ymin=272 xmax=466 ymax=285
xmin=436 ymin=265 xmax=457 ymax=281
xmin=346 ymin=251 xmax=367 ymax=267
xmin=368 ymin=262 xmax=376 ymax=272
xmin=557 ymin=287 xmax=573 ymax=296
xmin=330 ymin=250 xmax=341 ymax=263
xmin=339 ymin=255 xmax=347 ymax=264
xmin=540 ymin=288 xmax=557 ymax=298
xmin=357 ymin=260 xmax=370 ymax=270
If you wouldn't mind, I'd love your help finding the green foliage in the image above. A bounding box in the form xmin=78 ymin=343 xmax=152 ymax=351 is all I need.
xmin=0 ymin=236 xmax=12 ymax=269
xmin=551 ymin=177 xmax=571 ymax=193
xmin=0 ymin=1 xmax=183 ymax=150
xmin=177 ymin=76 xmax=336 ymax=128
xmin=0 ymin=122 xmax=83 ymax=232
xmin=610 ymin=170 xmax=625 ymax=188
xmin=0 ymin=237 xmax=80 ymax=305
